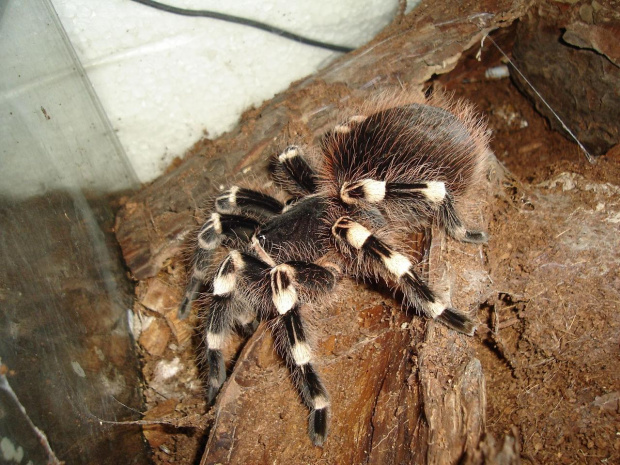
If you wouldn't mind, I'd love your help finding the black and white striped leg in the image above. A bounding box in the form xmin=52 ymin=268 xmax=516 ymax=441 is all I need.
xmin=332 ymin=217 xmax=475 ymax=335
xmin=439 ymin=192 xmax=488 ymax=244
xmin=339 ymin=178 xmax=487 ymax=244
xmin=202 ymin=251 xmax=242 ymax=401
xmin=215 ymin=186 xmax=284 ymax=217
xmin=269 ymin=264 xmax=331 ymax=446
xmin=281 ymin=261 xmax=339 ymax=299
xmin=178 ymin=212 xmax=262 ymax=319
xmin=340 ymin=179 xmax=448 ymax=206
xmin=201 ymin=250 xmax=273 ymax=401
xmin=274 ymin=145 xmax=318 ymax=195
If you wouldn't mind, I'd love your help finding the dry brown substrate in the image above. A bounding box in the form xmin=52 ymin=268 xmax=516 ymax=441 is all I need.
xmin=447 ymin=73 xmax=620 ymax=465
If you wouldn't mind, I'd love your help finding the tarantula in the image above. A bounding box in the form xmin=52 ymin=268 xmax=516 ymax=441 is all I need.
xmin=178 ymin=92 xmax=490 ymax=446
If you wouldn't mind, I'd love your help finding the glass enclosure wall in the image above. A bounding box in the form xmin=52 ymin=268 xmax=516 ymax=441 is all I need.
xmin=1 ymin=1 xmax=148 ymax=463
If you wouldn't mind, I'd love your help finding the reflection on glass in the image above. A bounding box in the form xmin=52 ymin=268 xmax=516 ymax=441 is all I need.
xmin=0 ymin=1 xmax=148 ymax=463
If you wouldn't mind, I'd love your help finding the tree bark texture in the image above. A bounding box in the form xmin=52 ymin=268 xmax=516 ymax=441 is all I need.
xmin=511 ymin=1 xmax=620 ymax=157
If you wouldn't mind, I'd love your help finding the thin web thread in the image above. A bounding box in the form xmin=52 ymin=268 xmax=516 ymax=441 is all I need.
xmin=485 ymin=35 xmax=594 ymax=164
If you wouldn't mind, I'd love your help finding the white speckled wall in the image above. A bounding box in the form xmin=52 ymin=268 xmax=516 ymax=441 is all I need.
xmin=50 ymin=0 xmax=411 ymax=183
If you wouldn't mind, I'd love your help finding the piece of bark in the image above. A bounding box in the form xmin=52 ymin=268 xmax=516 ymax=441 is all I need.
xmin=418 ymin=326 xmax=487 ymax=464
xmin=511 ymin=1 xmax=620 ymax=157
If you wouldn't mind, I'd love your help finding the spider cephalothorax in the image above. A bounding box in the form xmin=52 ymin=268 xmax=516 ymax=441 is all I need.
xmin=178 ymin=92 xmax=491 ymax=446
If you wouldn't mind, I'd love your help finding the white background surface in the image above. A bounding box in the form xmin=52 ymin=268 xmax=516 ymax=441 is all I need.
xmin=50 ymin=0 xmax=412 ymax=183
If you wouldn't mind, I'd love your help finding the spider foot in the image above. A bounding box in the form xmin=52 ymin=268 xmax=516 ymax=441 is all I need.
xmin=437 ymin=308 xmax=476 ymax=336
xmin=462 ymin=229 xmax=488 ymax=244
xmin=309 ymin=407 xmax=329 ymax=446
xmin=205 ymin=348 xmax=226 ymax=403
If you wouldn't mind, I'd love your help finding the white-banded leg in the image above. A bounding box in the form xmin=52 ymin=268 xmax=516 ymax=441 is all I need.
xmin=178 ymin=212 xmax=262 ymax=319
xmin=339 ymin=178 xmax=487 ymax=244
xmin=272 ymin=145 xmax=318 ymax=195
xmin=202 ymin=251 xmax=239 ymax=401
xmin=202 ymin=251 xmax=271 ymax=401
xmin=332 ymin=216 xmax=475 ymax=335
xmin=439 ymin=192 xmax=488 ymax=243
xmin=269 ymin=262 xmax=338 ymax=446
xmin=215 ymin=186 xmax=284 ymax=217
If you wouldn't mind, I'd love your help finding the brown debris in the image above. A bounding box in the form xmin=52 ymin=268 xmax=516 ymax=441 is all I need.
xmin=511 ymin=1 xmax=620 ymax=156
xmin=139 ymin=318 xmax=171 ymax=357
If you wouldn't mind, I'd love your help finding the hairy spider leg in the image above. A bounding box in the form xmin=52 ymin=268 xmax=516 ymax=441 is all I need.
xmin=272 ymin=145 xmax=319 ymax=195
xmin=340 ymin=178 xmax=447 ymax=206
xmin=340 ymin=178 xmax=488 ymax=244
xmin=203 ymin=248 xmax=338 ymax=444
xmin=215 ymin=186 xmax=284 ymax=217
xmin=178 ymin=212 xmax=262 ymax=319
xmin=201 ymin=251 xmax=270 ymax=401
xmin=331 ymin=216 xmax=475 ymax=335
xmin=268 ymin=261 xmax=338 ymax=446
xmin=438 ymin=191 xmax=488 ymax=244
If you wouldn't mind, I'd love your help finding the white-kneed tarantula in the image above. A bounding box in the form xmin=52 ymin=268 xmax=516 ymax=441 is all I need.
xmin=178 ymin=92 xmax=490 ymax=446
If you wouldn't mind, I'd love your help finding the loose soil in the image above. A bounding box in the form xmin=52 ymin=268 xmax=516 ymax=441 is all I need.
xmin=443 ymin=65 xmax=620 ymax=464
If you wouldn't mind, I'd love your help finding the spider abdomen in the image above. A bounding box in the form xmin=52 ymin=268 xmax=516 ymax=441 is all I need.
xmin=322 ymin=101 xmax=490 ymax=200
